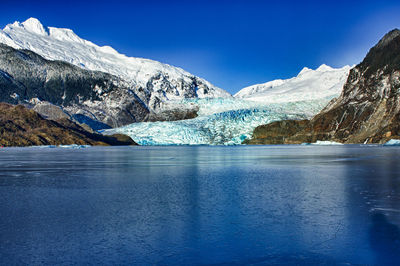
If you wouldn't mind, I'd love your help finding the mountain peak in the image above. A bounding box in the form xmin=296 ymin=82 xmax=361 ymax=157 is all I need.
xmin=374 ymin=28 xmax=400 ymax=50
xmin=0 ymin=17 xmax=230 ymax=105
xmin=359 ymin=28 xmax=400 ymax=78
xmin=20 ymin=18 xmax=48 ymax=36
xmin=298 ymin=67 xmax=311 ymax=76
xmin=316 ymin=64 xmax=333 ymax=72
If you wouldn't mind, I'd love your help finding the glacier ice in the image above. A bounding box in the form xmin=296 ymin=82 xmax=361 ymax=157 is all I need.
xmin=58 ymin=144 xmax=91 ymax=149
xmin=28 ymin=144 xmax=91 ymax=149
xmin=383 ymin=139 xmax=400 ymax=146
xmin=104 ymin=97 xmax=335 ymax=145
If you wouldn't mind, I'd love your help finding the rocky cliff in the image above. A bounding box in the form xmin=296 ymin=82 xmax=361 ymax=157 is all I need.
xmin=245 ymin=29 xmax=400 ymax=145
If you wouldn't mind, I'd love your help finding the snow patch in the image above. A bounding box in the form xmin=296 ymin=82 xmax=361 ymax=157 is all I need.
xmin=28 ymin=98 xmax=42 ymax=104
xmin=10 ymin=93 xmax=19 ymax=99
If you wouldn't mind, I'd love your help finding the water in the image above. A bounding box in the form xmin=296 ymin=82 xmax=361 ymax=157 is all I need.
xmin=0 ymin=145 xmax=400 ymax=265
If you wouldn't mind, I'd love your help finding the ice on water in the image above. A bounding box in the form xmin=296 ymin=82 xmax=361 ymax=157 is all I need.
xmin=302 ymin=140 xmax=344 ymax=146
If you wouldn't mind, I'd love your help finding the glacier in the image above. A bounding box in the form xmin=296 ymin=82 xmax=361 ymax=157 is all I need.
xmin=104 ymin=65 xmax=351 ymax=145
xmin=383 ymin=139 xmax=400 ymax=146
xmin=104 ymin=97 xmax=332 ymax=145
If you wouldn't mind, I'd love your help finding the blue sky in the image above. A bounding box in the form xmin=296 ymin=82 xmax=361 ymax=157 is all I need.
xmin=1 ymin=0 xmax=400 ymax=94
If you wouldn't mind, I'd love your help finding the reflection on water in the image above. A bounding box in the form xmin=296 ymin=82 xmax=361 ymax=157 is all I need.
xmin=0 ymin=145 xmax=400 ymax=265
xmin=369 ymin=212 xmax=400 ymax=265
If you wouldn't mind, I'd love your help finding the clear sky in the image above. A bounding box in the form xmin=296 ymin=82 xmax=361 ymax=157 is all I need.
xmin=1 ymin=0 xmax=400 ymax=94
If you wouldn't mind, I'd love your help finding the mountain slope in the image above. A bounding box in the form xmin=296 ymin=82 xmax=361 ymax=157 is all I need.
xmin=0 ymin=103 xmax=137 ymax=147
xmin=0 ymin=43 xmax=149 ymax=128
xmin=244 ymin=29 xmax=400 ymax=144
xmin=235 ymin=64 xmax=351 ymax=103
xmin=0 ymin=18 xmax=231 ymax=112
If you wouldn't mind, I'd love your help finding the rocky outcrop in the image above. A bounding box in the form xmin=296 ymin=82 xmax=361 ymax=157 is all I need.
xmin=0 ymin=103 xmax=137 ymax=147
xmin=243 ymin=120 xmax=311 ymax=144
xmin=32 ymin=101 xmax=71 ymax=121
xmin=144 ymin=106 xmax=199 ymax=122
xmin=245 ymin=29 xmax=400 ymax=145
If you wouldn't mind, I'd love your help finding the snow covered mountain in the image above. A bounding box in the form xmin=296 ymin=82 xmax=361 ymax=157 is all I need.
xmin=105 ymin=65 xmax=351 ymax=145
xmin=0 ymin=18 xmax=230 ymax=112
xmin=234 ymin=64 xmax=351 ymax=103
xmin=244 ymin=29 xmax=400 ymax=145
xmin=0 ymin=43 xmax=149 ymax=128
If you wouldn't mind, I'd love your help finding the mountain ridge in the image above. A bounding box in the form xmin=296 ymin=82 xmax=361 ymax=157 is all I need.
xmin=234 ymin=64 xmax=351 ymax=103
xmin=0 ymin=18 xmax=231 ymax=113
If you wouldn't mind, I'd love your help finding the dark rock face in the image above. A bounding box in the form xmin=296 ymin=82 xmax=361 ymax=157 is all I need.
xmin=0 ymin=43 xmax=149 ymax=129
xmin=245 ymin=29 xmax=400 ymax=145
xmin=0 ymin=103 xmax=137 ymax=147
xmin=144 ymin=106 xmax=199 ymax=122
xmin=243 ymin=120 xmax=311 ymax=144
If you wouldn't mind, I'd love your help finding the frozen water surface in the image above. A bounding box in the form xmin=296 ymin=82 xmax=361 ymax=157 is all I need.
xmin=0 ymin=145 xmax=400 ymax=265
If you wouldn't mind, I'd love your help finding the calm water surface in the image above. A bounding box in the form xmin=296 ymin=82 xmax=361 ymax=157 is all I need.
xmin=0 ymin=145 xmax=400 ymax=265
